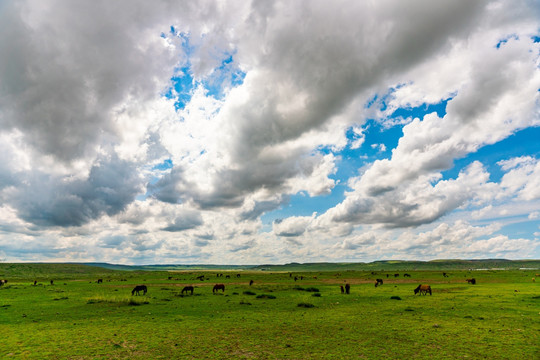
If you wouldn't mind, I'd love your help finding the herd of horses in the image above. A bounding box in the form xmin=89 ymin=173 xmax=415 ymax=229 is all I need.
xmin=0 ymin=272 xmax=483 ymax=298
xmin=126 ymin=272 xmax=480 ymax=297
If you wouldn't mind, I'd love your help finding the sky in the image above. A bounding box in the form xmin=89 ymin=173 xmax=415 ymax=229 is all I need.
xmin=0 ymin=0 xmax=539 ymax=265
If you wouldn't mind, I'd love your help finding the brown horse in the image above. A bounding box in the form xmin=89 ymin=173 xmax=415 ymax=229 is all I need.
xmin=375 ymin=279 xmax=383 ymax=287
xmin=0 ymin=279 xmax=7 ymax=286
xmin=414 ymin=284 xmax=432 ymax=295
xmin=466 ymin=278 xmax=476 ymax=284
xmin=181 ymin=286 xmax=194 ymax=295
xmin=213 ymin=284 xmax=225 ymax=293
xmin=132 ymin=285 xmax=147 ymax=295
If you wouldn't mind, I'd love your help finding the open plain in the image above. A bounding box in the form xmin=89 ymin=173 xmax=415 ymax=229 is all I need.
xmin=0 ymin=262 xmax=538 ymax=359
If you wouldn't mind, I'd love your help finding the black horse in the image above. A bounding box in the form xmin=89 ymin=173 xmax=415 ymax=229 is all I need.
xmin=375 ymin=279 xmax=383 ymax=287
xmin=213 ymin=284 xmax=225 ymax=293
xmin=466 ymin=278 xmax=476 ymax=285
xmin=181 ymin=286 xmax=194 ymax=295
xmin=132 ymin=285 xmax=147 ymax=295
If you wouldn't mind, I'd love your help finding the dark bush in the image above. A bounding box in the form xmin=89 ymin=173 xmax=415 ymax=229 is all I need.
xmin=256 ymin=294 xmax=276 ymax=299
xmin=297 ymin=302 xmax=315 ymax=308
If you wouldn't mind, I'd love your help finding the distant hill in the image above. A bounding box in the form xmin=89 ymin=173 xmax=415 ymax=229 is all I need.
xmin=0 ymin=262 xmax=118 ymax=279
xmin=1 ymin=259 xmax=538 ymax=278
xmin=82 ymin=263 xmax=255 ymax=271
xmin=251 ymin=259 xmax=540 ymax=272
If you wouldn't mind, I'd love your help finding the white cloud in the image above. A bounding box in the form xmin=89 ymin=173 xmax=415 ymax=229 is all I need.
xmin=273 ymin=214 xmax=316 ymax=237
xmin=0 ymin=1 xmax=538 ymax=263
xmin=499 ymin=157 xmax=540 ymax=201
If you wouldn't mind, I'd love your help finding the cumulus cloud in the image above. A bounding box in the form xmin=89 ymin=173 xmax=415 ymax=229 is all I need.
xmin=162 ymin=210 xmax=203 ymax=232
xmin=327 ymin=161 xmax=492 ymax=228
xmin=273 ymin=214 xmax=315 ymax=237
xmin=499 ymin=157 xmax=540 ymax=201
xmin=4 ymin=155 xmax=142 ymax=227
xmin=0 ymin=0 xmax=538 ymax=263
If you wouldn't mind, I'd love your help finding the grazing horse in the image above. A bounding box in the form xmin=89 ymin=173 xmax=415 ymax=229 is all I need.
xmin=213 ymin=284 xmax=225 ymax=293
xmin=375 ymin=279 xmax=383 ymax=287
xmin=404 ymin=273 xmax=411 ymax=278
xmin=466 ymin=278 xmax=476 ymax=285
xmin=414 ymin=284 xmax=432 ymax=295
xmin=340 ymin=285 xmax=344 ymax=293
xmin=196 ymin=275 xmax=205 ymax=281
xmin=97 ymin=279 xmax=103 ymax=284
xmin=0 ymin=279 xmax=7 ymax=286
xmin=132 ymin=285 xmax=147 ymax=296
xmin=345 ymin=283 xmax=350 ymax=294
xmin=443 ymin=272 xmax=449 ymax=278
xmin=249 ymin=280 xmax=254 ymax=286
xmin=181 ymin=286 xmax=194 ymax=295
xmin=50 ymin=280 xmax=54 ymax=285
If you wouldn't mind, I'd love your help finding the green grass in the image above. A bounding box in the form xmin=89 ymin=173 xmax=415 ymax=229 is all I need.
xmin=0 ymin=264 xmax=538 ymax=359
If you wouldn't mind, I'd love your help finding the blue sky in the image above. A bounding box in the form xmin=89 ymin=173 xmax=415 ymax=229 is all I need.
xmin=0 ymin=1 xmax=538 ymax=264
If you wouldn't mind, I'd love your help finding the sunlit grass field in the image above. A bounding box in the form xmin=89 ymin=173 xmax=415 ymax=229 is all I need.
xmin=0 ymin=264 xmax=538 ymax=359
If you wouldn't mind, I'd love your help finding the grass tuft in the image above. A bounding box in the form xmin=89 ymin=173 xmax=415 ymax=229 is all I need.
xmin=297 ymin=302 xmax=315 ymax=308
xmin=294 ymin=286 xmax=319 ymax=292
xmin=87 ymin=295 xmax=149 ymax=306
xmin=256 ymin=294 xmax=276 ymax=299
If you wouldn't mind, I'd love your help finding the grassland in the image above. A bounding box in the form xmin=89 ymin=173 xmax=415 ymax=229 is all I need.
xmin=0 ymin=263 xmax=538 ymax=359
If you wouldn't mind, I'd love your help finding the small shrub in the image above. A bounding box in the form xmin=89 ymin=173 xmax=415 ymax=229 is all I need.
xmin=390 ymin=296 xmax=402 ymax=300
xmin=294 ymin=286 xmax=319 ymax=292
xmin=239 ymin=300 xmax=251 ymax=305
xmin=297 ymin=302 xmax=315 ymax=308
xmin=311 ymin=293 xmax=321 ymax=297
xmin=404 ymin=307 xmax=414 ymax=312
xmin=256 ymin=294 xmax=276 ymax=299
xmin=243 ymin=291 xmax=256 ymax=296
